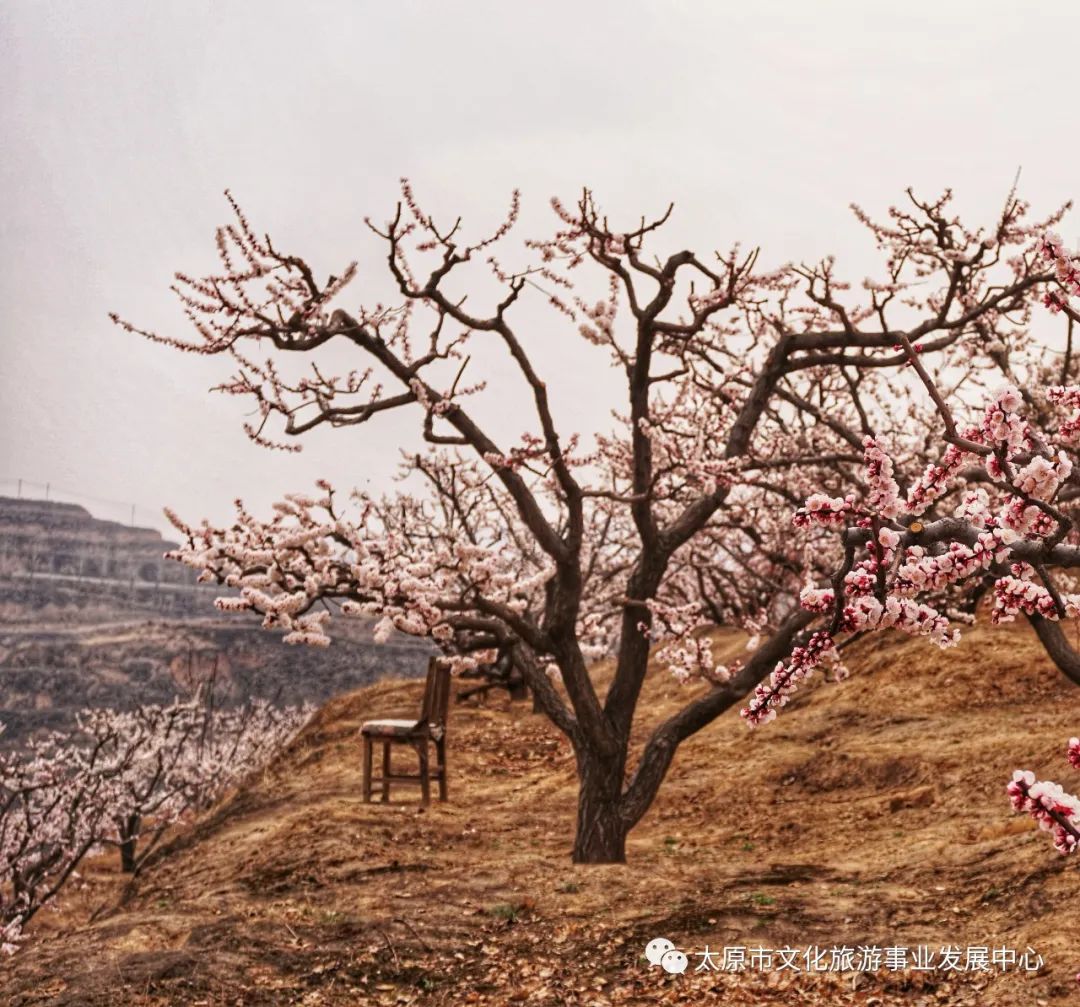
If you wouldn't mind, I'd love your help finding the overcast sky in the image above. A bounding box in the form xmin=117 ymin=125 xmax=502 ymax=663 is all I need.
xmin=2 ymin=1 xmax=1077 ymax=537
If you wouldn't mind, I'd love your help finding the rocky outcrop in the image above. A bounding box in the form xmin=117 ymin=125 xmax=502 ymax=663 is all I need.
xmin=0 ymin=497 xmax=432 ymax=746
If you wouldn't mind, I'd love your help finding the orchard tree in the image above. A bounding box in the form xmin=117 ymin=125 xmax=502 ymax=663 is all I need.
xmin=113 ymin=182 xmax=1068 ymax=862
xmin=0 ymin=699 xmax=311 ymax=951
xmin=0 ymin=723 xmax=115 ymax=953
xmin=738 ymin=232 xmax=1080 ymax=852
xmin=735 ymin=232 xmax=1080 ymax=715
xmin=80 ymin=700 xmax=203 ymax=873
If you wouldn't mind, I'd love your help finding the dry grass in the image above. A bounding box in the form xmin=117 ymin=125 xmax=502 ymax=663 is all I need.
xmin=3 ymin=621 xmax=1078 ymax=1005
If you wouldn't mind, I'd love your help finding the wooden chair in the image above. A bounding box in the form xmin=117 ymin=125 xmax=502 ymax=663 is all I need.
xmin=361 ymin=656 xmax=451 ymax=804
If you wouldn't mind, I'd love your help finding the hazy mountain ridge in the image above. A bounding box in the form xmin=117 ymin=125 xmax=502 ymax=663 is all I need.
xmin=0 ymin=495 xmax=189 ymax=583
xmin=0 ymin=497 xmax=431 ymax=746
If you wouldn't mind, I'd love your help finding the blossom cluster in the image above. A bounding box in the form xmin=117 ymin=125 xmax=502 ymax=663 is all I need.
xmin=793 ymin=494 xmax=853 ymax=529
xmin=1036 ymin=232 xmax=1080 ymax=314
xmin=741 ymin=631 xmax=836 ymax=726
xmin=645 ymin=598 xmax=735 ymax=685
xmin=1007 ymin=736 xmax=1080 ymax=856
xmin=166 ymin=471 xmax=557 ymax=675
xmin=759 ymin=379 xmax=1080 ymax=726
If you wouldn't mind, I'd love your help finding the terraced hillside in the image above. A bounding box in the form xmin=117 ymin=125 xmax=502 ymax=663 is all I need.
xmin=0 ymin=497 xmax=432 ymax=744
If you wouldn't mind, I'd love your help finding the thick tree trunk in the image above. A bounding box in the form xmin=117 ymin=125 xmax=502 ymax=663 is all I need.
xmin=1025 ymin=613 xmax=1080 ymax=687
xmin=571 ymin=752 xmax=629 ymax=863
xmin=119 ymin=813 xmax=140 ymax=874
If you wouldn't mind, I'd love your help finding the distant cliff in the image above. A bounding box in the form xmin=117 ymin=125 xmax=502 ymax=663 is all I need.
xmin=0 ymin=496 xmax=217 ymax=624
xmin=0 ymin=494 xmax=190 ymax=582
xmin=0 ymin=497 xmax=431 ymax=745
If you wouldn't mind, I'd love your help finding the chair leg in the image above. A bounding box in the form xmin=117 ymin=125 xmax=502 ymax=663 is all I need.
xmin=362 ymin=735 xmax=373 ymax=802
xmin=381 ymin=741 xmax=391 ymax=802
xmin=436 ymin=736 xmax=448 ymax=801
xmin=418 ymin=738 xmax=431 ymax=806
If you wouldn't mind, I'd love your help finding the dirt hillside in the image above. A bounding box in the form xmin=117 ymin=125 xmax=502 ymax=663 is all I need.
xmin=4 ymin=621 xmax=1078 ymax=1006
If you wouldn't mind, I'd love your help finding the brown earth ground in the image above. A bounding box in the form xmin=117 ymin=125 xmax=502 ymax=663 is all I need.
xmin=3 ymin=620 xmax=1079 ymax=1006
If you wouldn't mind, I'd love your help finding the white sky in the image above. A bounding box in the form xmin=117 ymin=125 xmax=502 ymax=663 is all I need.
xmin=2 ymin=1 xmax=1078 ymax=535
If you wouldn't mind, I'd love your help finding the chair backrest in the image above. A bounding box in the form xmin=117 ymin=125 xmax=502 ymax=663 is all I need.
xmin=419 ymin=656 xmax=452 ymax=729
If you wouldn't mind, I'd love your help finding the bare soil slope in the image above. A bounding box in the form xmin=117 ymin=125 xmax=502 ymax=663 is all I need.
xmin=4 ymin=622 xmax=1078 ymax=1006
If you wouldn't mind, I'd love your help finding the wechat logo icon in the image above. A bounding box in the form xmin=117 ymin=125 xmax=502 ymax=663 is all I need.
xmin=645 ymin=936 xmax=688 ymax=975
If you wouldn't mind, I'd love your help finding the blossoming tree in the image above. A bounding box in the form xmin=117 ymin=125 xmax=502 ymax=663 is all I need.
xmin=113 ymin=183 xmax=1066 ymax=861
xmin=0 ymin=724 xmax=114 ymax=954
xmin=744 ymin=231 xmax=1080 ymax=855
xmin=83 ymin=696 xmax=312 ymax=873
xmin=0 ymin=698 xmax=311 ymax=952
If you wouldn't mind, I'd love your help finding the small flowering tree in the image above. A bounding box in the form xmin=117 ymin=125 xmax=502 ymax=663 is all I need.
xmin=743 ymin=381 xmax=1080 ymax=718
xmin=78 ymin=701 xmax=203 ymax=874
xmin=113 ymin=182 xmax=1066 ymax=862
xmin=742 ymin=233 xmax=1080 ymax=708
xmin=0 ymin=698 xmax=311 ymax=952
xmin=0 ymin=725 xmax=115 ymax=954
xmin=1007 ymin=236 xmax=1080 ymax=861
xmin=85 ymin=696 xmax=312 ymax=873
xmin=743 ymin=232 xmax=1080 ymax=866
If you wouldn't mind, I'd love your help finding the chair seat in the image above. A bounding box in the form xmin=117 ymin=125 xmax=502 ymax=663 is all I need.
xmin=361 ymin=718 xmax=422 ymax=737
xmin=362 ymin=657 xmax=451 ymax=805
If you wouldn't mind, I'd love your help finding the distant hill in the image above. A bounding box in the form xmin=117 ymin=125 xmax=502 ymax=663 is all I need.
xmin=0 ymin=497 xmax=431 ymax=746
xmin=0 ymin=495 xmax=211 ymax=624
xmin=0 ymin=495 xmax=190 ymax=583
